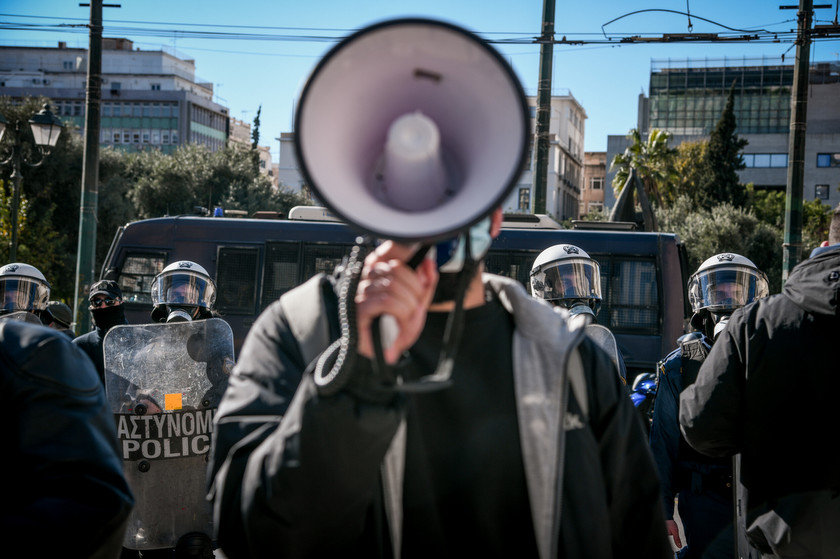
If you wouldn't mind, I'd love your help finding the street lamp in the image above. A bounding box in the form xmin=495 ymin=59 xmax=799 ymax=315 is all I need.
xmin=0 ymin=103 xmax=63 ymax=262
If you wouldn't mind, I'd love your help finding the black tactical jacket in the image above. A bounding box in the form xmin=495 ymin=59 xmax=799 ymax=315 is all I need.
xmin=680 ymin=248 xmax=840 ymax=556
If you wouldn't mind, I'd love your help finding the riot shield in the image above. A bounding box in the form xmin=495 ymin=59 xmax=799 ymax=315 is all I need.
xmin=104 ymin=318 xmax=234 ymax=551
xmin=0 ymin=311 xmax=43 ymax=325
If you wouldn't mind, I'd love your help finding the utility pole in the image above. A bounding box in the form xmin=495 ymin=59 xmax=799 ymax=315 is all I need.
xmin=532 ymin=0 xmax=555 ymax=215
xmin=781 ymin=0 xmax=813 ymax=283
xmin=73 ymin=0 xmax=104 ymax=334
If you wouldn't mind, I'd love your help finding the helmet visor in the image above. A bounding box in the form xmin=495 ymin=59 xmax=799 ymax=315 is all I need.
xmin=531 ymin=258 xmax=601 ymax=302
xmin=151 ymin=271 xmax=216 ymax=308
xmin=688 ymin=265 xmax=769 ymax=312
xmin=0 ymin=278 xmax=49 ymax=312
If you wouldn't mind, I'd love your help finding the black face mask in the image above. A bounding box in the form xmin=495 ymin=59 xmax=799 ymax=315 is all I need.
xmin=431 ymin=263 xmax=482 ymax=304
xmin=690 ymin=308 xmax=732 ymax=340
xmin=91 ymin=303 xmax=126 ymax=332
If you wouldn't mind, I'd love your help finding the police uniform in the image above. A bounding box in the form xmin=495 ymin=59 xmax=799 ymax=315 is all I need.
xmin=649 ymin=332 xmax=733 ymax=559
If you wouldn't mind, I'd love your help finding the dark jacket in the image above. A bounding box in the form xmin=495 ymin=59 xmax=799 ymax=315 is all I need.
xmin=0 ymin=320 xmax=134 ymax=558
xmin=209 ymin=273 xmax=670 ymax=559
xmin=680 ymin=248 xmax=840 ymax=556
xmin=73 ymin=310 xmax=128 ymax=384
xmin=73 ymin=327 xmax=107 ymax=383
xmin=650 ymin=335 xmax=731 ymax=521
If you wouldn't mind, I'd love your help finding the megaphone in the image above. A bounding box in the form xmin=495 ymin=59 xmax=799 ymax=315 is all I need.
xmin=294 ymin=18 xmax=529 ymax=243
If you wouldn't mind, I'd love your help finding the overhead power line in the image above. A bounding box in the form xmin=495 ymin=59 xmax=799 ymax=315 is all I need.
xmin=0 ymin=10 xmax=837 ymax=48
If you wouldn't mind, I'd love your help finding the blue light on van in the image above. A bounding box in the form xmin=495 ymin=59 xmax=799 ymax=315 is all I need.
xmin=213 ymin=207 xmax=224 ymax=217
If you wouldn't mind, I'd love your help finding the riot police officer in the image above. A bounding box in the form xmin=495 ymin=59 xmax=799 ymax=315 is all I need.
xmin=530 ymin=244 xmax=627 ymax=382
xmin=112 ymin=259 xmax=231 ymax=559
xmin=73 ymin=280 xmax=129 ymax=384
xmin=150 ymin=261 xmax=216 ymax=323
xmin=649 ymin=252 xmax=768 ymax=558
xmin=0 ymin=262 xmax=51 ymax=324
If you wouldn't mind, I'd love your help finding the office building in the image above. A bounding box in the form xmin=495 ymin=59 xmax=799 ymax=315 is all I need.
xmin=605 ymin=58 xmax=840 ymax=210
xmin=0 ymin=38 xmax=229 ymax=153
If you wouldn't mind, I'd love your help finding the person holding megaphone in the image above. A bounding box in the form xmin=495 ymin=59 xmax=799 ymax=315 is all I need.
xmin=208 ymin=18 xmax=670 ymax=559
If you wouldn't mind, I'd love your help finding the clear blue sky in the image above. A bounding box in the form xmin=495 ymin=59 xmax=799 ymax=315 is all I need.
xmin=2 ymin=0 xmax=839 ymax=159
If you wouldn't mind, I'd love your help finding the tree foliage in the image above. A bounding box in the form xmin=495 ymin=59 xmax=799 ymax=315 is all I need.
xmin=0 ymin=96 xmax=81 ymax=298
xmin=1 ymin=95 xmax=310 ymax=301
xmin=657 ymin=195 xmax=783 ymax=293
xmin=697 ymin=87 xmax=749 ymax=209
xmin=610 ymin=128 xmax=678 ymax=207
xmin=251 ymin=105 xmax=262 ymax=149
xmin=672 ymin=140 xmax=710 ymax=206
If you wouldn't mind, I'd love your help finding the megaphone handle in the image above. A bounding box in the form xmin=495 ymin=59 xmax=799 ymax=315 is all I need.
xmin=375 ymin=314 xmax=399 ymax=353
xmin=369 ymin=244 xmax=432 ymax=375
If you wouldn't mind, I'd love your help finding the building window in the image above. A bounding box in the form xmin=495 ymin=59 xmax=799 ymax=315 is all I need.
xmin=769 ymin=154 xmax=788 ymax=168
xmin=815 ymin=185 xmax=830 ymax=200
xmin=753 ymin=154 xmax=771 ymax=168
xmin=162 ymin=132 xmax=169 ymax=144
xmin=744 ymin=153 xmax=788 ymax=168
xmin=518 ymin=187 xmax=531 ymax=212
xmin=151 ymin=83 xmax=161 ymax=91
xmin=817 ymin=153 xmax=840 ymax=168
xmin=63 ymin=60 xmax=74 ymax=70
xmin=590 ymin=177 xmax=604 ymax=190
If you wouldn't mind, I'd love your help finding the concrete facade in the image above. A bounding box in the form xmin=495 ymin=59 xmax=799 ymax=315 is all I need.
xmin=502 ymin=93 xmax=587 ymax=221
xmin=0 ymin=39 xmax=229 ymax=153
xmin=580 ymin=151 xmax=607 ymax=216
xmin=276 ymin=132 xmax=308 ymax=196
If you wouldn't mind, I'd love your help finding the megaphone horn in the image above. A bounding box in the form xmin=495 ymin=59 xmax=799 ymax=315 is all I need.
xmin=294 ymin=18 xmax=529 ymax=243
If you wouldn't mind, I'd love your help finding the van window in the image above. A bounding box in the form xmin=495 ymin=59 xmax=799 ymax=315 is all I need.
xmin=216 ymin=246 xmax=259 ymax=314
xmin=262 ymin=241 xmax=300 ymax=308
xmin=485 ymin=249 xmax=538 ymax=288
xmin=118 ymin=253 xmax=166 ymax=304
xmin=301 ymin=242 xmax=352 ymax=282
xmin=601 ymin=258 xmax=659 ymax=334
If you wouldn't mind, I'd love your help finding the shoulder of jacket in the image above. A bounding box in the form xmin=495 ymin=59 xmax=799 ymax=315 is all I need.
xmin=659 ymin=346 xmax=682 ymax=367
xmin=1 ymin=321 xmax=100 ymax=393
xmin=276 ymin=273 xmax=334 ymax=366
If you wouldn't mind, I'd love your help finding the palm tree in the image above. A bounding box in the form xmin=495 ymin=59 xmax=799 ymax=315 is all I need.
xmin=610 ymin=128 xmax=678 ymax=207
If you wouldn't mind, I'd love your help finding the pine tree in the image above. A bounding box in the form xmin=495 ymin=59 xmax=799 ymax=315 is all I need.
xmin=250 ymin=105 xmax=262 ymax=149
xmin=699 ymin=86 xmax=748 ymax=209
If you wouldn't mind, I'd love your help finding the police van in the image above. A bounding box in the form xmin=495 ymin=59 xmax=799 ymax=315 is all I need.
xmin=100 ymin=208 xmax=690 ymax=382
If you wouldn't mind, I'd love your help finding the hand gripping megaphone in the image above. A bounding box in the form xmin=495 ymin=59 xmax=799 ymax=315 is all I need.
xmin=294 ymin=18 xmax=529 ymax=393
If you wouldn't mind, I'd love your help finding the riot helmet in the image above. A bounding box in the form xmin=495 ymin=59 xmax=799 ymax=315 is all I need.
xmin=0 ymin=263 xmax=51 ymax=315
xmin=150 ymin=261 xmax=216 ymax=323
xmin=688 ymin=253 xmax=768 ymax=314
xmin=530 ymin=244 xmax=602 ymax=317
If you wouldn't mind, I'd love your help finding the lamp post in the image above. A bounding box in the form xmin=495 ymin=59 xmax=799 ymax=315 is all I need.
xmin=0 ymin=104 xmax=63 ymax=262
